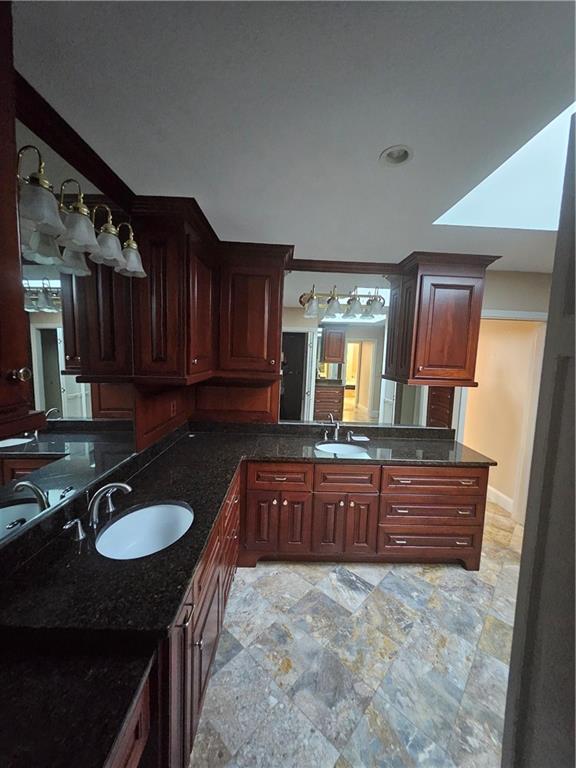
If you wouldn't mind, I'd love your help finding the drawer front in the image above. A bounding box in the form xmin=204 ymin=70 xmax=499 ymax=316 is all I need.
xmin=377 ymin=526 xmax=482 ymax=554
xmin=380 ymin=495 xmax=485 ymax=525
xmin=247 ymin=462 xmax=313 ymax=491
xmin=314 ymin=464 xmax=381 ymax=493
xmin=381 ymin=466 xmax=488 ymax=495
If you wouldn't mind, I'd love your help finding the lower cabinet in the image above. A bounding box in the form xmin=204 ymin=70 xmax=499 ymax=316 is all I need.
xmin=245 ymin=490 xmax=279 ymax=552
xmin=312 ymin=492 xmax=378 ymax=555
xmin=1 ymin=456 xmax=58 ymax=485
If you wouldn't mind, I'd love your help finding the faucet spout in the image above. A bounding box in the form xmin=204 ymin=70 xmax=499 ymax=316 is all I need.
xmin=14 ymin=481 xmax=50 ymax=510
xmin=88 ymin=482 xmax=132 ymax=530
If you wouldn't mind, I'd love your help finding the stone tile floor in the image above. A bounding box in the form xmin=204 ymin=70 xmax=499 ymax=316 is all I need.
xmin=190 ymin=502 xmax=523 ymax=767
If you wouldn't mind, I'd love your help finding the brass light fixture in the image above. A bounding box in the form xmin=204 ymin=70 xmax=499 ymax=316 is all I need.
xmin=90 ymin=204 xmax=126 ymax=268
xmin=299 ymin=285 xmax=386 ymax=320
xmin=115 ymin=223 xmax=146 ymax=278
xmin=17 ymin=145 xmax=65 ymax=237
xmin=57 ymin=179 xmax=100 ymax=254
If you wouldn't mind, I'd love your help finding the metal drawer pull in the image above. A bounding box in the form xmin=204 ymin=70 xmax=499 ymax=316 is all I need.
xmin=394 ymin=539 xmax=407 ymax=545
xmin=274 ymin=476 xmax=288 ymax=481
xmin=457 ymin=509 xmax=471 ymax=515
xmin=398 ymin=479 xmax=412 ymax=484
xmin=396 ymin=508 xmax=409 ymax=514
xmin=455 ymin=540 xmax=469 ymax=546
xmin=459 ymin=479 xmax=475 ymax=485
xmin=179 ymin=604 xmax=194 ymax=629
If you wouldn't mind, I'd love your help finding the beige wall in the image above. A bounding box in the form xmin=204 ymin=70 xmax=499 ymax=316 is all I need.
xmin=463 ymin=319 xmax=546 ymax=522
xmin=483 ymin=271 xmax=551 ymax=314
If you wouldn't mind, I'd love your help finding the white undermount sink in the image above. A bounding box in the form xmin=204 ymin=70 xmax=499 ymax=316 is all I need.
xmin=96 ymin=502 xmax=194 ymax=560
xmin=314 ymin=441 xmax=370 ymax=457
xmin=0 ymin=437 xmax=34 ymax=448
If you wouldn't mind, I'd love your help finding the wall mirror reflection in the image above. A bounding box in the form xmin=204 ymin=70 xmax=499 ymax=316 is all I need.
xmin=15 ymin=121 xmax=136 ymax=423
xmin=281 ymin=270 xmax=456 ymax=428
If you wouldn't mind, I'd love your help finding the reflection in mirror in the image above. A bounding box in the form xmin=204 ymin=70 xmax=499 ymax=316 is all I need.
xmin=281 ymin=271 xmax=448 ymax=428
xmin=15 ymin=121 xmax=135 ymax=422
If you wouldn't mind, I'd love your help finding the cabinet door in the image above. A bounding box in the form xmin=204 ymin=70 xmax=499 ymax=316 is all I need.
xmin=278 ymin=492 xmax=312 ymax=554
xmin=192 ymin=572 xmax=221 ymax=736
xmin=133 ymin=223 xmax=185 ymax=377
xmin=60 ymin=274 xmax=83 ymax=372
xmin=344 ymin=494 xmax=378 ymax=555
xmin=413 ymin=275 xmax=483 ymax=383
xmin=81 ymin=264 xmax=132 ymax=376
xmin=188 ymin=243 xmax=215 ymax=375
xmin=219 ymin=264 xmax=282 ymax=372
xmin=321 ymin=329 xmax=345 ymax=363
xmin=384 ymin=277 xmax=402 ymax=378
xmin=168 ymin=598 xmax=194 ymax=768
xmin=312 ymin=493 xmax=346 ymax=555
xmin=245 ymin=490 xmax=279 ymax=551
xmin=397 ymin=274 xmax=417 ymax=379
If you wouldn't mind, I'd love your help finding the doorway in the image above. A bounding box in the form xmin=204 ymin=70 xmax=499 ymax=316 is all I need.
xmin=280 ymin=332 xmax=308 ymax=421
xmin=343 ymin=340 xmax=376 ymax=422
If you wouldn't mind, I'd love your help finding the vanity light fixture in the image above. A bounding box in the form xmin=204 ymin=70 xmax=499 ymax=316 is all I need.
xmin=302 ymin=285 xmax=320 ymax=318
xmin=60 ymin=247 xmax=92 ymax=277
xmin=57 ymin=179 xmax=100 ymax=254
xmin=36 ymin=279 xmax=59 ymax=312
xmin=366 ymin=293 xmax=386 ymax=317
xmin=23 ymin=280 xmax=37 ymax=313
xmin=343 ymin=293 xmax=363 ymax=318
xmin=324 ymin=286 xmax=343 ymax=318
xmin=90 ymin=205 xmax=126 ymax=268
xmin=26 ymin=230 xmax=63 ymax=266
xmin=17 ymin=145 xmax=66 ymax=237
xmin=115 ymin=223 xmax=146 ymax=278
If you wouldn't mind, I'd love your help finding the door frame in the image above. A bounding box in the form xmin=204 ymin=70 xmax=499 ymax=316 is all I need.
xmin=281 ymin=327 xmax=317 ymax=422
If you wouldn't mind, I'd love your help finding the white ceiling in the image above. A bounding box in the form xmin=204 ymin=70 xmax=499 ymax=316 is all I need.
xmin=13 ymin=2 xmax=574 ymax=272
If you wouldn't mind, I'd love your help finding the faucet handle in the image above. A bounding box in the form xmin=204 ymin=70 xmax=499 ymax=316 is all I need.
xmin=346 ymin=430 xmax=354 ymax=442
xmin=63 ymin=518 xmax=86 ymax=541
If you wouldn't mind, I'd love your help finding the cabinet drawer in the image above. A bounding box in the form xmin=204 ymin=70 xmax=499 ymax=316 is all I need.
xmin=247 ymin=462 xmax=313 ymax=491
xmin=377 ymin=526 xmax=482 ymax=553
xmin=380 ymin=495 xmax=485 ymax=525
xmin=314 ymin=464 xmax=381 ymax=493
xmin=381 ymin=466 xmax=487 ymax=495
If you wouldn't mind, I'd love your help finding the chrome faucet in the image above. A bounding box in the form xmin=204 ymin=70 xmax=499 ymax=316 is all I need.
xmin=45 ymin=408 xmax=61 ymax=420
xmin=327 ymin=413 xmax=341 ymax=441
xmin=14 ymin=480 xmax=50 ymax=510
xmin=88 ymin=482 xmax=132 ymax=530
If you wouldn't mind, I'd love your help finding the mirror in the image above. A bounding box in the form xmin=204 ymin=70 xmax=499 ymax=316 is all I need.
xmin=281 ymin=270 xmax=450 ymax=428
xmin=15 ymin=121 xmax=135 ymax=423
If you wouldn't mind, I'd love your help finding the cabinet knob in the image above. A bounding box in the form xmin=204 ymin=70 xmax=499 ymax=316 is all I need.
xmin=349 ymin=501 xmax=355 ymax=508
xmin=339 ymin=500 xmax=345 ymax=507
xmin=233 ymin=496 xmax=239 ymax=504
xmin=65 ymin=355 xmax=71 ymax=361
xmin=8 ymin=367 xmax=32 ymax=382
xmin=282 ymin=499 xmax=288 ymax=506
xmin=272 ymin=499 xmax=278 ymax=505
xmin=192 ymin=358 xmax=198 ymax=365
xmin=418 ymin=366 xmax=424 ymax=372
xmin=194 ymin=638 xmax=204 ymax=650
xmin=269 ymin=359 xmax=276 ymax=365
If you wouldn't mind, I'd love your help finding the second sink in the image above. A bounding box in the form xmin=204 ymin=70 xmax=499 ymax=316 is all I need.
xmin=314 ymin=441 xmax=370 ymax=457
xmin=96 ymin=502 xmax=194 ymax=560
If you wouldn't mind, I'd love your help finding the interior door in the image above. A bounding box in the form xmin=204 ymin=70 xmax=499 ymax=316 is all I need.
xmin=280 ymin=332 xmax=307 ymax=420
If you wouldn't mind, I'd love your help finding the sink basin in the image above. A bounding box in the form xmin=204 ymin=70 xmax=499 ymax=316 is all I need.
xmin=314 ymin=441 xmax=370 ymax=457
xmin=0 ymin=437 xmax=34 ymax=448
xmin=96 ymin=502 xmax=194 ymax=560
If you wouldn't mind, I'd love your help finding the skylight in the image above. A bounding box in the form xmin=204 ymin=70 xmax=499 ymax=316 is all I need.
xmin=434 ymin=102 xmax=575 ymax=231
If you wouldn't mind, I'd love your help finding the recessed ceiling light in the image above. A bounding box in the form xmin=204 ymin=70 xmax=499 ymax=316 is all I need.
xmin=379 ymin=145 xmax=412 ymax=166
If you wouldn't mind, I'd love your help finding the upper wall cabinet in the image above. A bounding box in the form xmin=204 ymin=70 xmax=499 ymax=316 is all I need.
xmin=218 ymin=244 xmax=290 ymax=375
xmin=320 ymin=328 xmax=346 ymax=364
xmin=383 ymin=253 xmax=498 ymax=387
xmin=130 ymin=198 xmax=218 ymax=385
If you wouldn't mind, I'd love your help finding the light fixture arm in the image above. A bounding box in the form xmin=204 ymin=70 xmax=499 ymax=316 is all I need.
xmin=117 ymin=222 xmax=138 ymax=249
xmin=17 ymin=144 xmax=52 ymax=189
xmin=59 ymin=178 xmax=89 ymax=215
xmin=92 ymin=204 xmax=118 ymax=235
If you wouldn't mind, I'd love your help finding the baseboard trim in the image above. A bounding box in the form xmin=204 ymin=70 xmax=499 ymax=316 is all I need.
xmin=487 ymin=485 xmax=514 ymax=514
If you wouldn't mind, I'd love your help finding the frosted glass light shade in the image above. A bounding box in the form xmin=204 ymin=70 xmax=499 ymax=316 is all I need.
xmin=303 ymin=296 xmax=319 ymax=319
xmin=26 ymin=231 xmax=63 ymax=266
xmin=18 ymin=181 xmax=66 ymax=237
xmin=36 ymin=288 xmax=59 ymax=313
xmin=24 ymin=291 xmax=37 ymax=312
xmin=58 ymin=212 xmax=99 ymax=253
xmin=59 ymin=248 xmax=91 ymax=277
xmin=370 ymin=297 xmax=386 ymax=316
xmin=324 ymin=296 xmax=343 ymax=317
xmin=115 ymin=246 xmax=146 ymax=278
xmin=90 ymin=231 xmax=126 ymax=267
xmin=19 ymin=219 xmax=36 ymax=255
xmin=344 ymin=297 xmax=363 ymax=317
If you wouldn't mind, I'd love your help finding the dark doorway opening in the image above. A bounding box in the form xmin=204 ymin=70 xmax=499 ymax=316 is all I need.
xmin=280 ymin=332 xmax=307 ymax=421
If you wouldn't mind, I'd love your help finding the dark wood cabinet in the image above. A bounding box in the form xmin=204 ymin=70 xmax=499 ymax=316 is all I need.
xmin=313 ymin=385 xmax=344 ymax=421
xmin=383 ymin=253 xmax=497 ymax=387
xmin=278 ymin=492 xmax=313 ymax=554
xmin=1 ymin=456 xmax=57 ymax=484
xmin=219 ymin=244 xmax=290 ymax=375
xmin=314 ymin=464 xmax=381 ymax=494
xmin=320 ymin=329 xmax=346 ymax=363
xmin=192 ymin=570 xmax=221 ymax=739
xmin=426 ymin=386 xmax=455 ymax=428
xmin=247 ymin=462 xmax=313 ymax=492
xmin=245 ymin=490 xmax=280 ymax=551
xmin=60 ymin=274 xmax=83 ymax=373
xmin=344 ymin=493 xmax=379 ymax=555
xmin=187 ymin=246 xmax=215 ymax=375
xmin=312 ymin=492 xmax=346 ymax=555
xmin=105 ymin=676 xmax=150 ymax=768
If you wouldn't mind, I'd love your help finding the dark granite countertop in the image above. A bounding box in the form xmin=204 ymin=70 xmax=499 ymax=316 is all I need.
xmin=0 ymin=427 xmax=495 ymax=768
